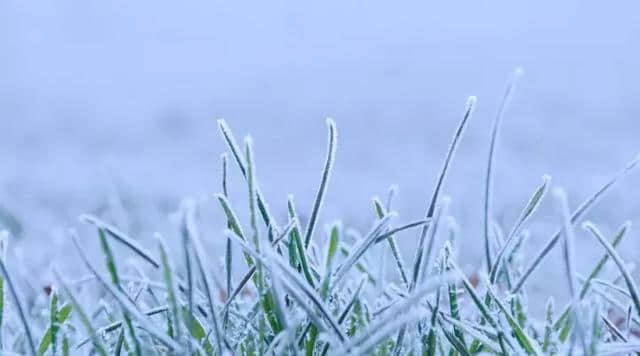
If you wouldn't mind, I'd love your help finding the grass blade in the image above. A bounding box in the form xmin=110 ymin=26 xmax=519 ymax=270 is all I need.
xmin=483 ymin=68 xmax=524 ymax=272
xmin=80 ymin=214 xmax=160 ymax=269
xmin=0 ymin=257 xmax=36 ymax=356
xmin=217 ymin=119 xmax=279 ymax=233
xmin=70 ymin=235 xmax=184 ymax=353
xmin=373 ymin=197 xmax=410 ymax=289
xmin=585 ymin=220 xmax=640 ymax=318
xmin=156 ymin=235 xmax=181 ymax=342
xmin=303 ymin=118 xmax=337 ymax=249
xmin=53 ymin=269 xmax=108 ymax=356
xmin=181 ymin=201 xmax=224 ymax=353
xmin=412 ymin=96 xmax=476 ymax=290
xmin=490 ymin=175 xmax=550 ymax=283
xmin=511 ymin=154 xmax=640 ymax=293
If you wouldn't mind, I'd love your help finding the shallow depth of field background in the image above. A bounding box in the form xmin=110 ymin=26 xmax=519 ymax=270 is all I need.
xmin=1 ymin=1 xmax=640 ymax=300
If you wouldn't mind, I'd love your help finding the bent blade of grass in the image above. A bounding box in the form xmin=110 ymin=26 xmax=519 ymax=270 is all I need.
xmin=80 ymin=214 xmax=160 ymax=269
xmin=490 ymin=175 xmax=550 ymax=283
xmin=585 ymin=220 xmax=640 ymax=319
xmin=70 ymin=235 xmax=184 ymax=353
xmin=512 ymin=154 xmax=640 ymax=293
xmin=217 ymin=119 xmax=279 ymax=233
xmin=303 ymin=118 xmax=337 ymax=249
xmin=484 ymin=68 xmax=524 ymax=272
xmin=181 ymin=201 xmax=224 ymax=353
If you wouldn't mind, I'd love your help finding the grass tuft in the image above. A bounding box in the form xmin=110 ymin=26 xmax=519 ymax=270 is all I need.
xmin=0 ymin=92 xmax=639 ymax=355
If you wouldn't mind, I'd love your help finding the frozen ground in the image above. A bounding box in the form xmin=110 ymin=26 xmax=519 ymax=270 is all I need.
xmin=2 ymin=1 xmax=640 ymax=304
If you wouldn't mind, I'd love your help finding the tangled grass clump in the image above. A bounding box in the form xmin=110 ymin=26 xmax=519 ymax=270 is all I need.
xmin=1 ymin=72 xmax=640 ymax=355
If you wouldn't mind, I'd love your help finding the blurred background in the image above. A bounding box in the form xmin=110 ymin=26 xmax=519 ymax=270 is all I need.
xmin=1 ymin=1 xmax=640 ymax=297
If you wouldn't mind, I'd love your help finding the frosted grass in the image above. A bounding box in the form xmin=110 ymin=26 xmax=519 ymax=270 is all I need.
xmin=0 ymin=89 xmax=638 ymax=355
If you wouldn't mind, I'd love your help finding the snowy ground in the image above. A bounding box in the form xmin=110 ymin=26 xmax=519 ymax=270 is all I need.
xmin=2 ymin=1 xmax=640 ymax=305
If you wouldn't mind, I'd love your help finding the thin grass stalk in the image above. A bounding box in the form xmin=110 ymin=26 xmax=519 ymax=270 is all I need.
xmin=0 ymin=257 xmax=37 ymax=356
xmin=157 ymin=235 xmax=181 ymax=342
xmin=553 ymin=221 xmax=629 ymax=335
xmin=229 ymin=234 xmax=346 ymax=343
xmin=181 ymin=201 xmax=224 ymax=353
xmin=96 ymin=228 xmax=142 ymax=356
xmin=585 ymin=220 xmax=640 ymax=318
xmin=53 ymin=270 xmax=108 ymax=356
xmin=221 ymin=153 xmax=233 ymax=329
xmin=219 ymin=220 xmax=294 ymax=316
xmin=303 ymin=118 xmax=337 ymax=249
xmin=413 ymin=97 xmax=476 ymax=290
xmin=373 ymin=197 xmax=410 ymax=289
xmin=217 ymin=119 xmax=279 ymax=234
xmin=483 ymin=68 xmax=524 ymax=272
xmin=489 ymin=175 xmax=550 ymax=283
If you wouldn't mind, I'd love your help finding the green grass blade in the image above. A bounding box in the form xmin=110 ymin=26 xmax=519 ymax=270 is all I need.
xmin=157 ymin=235 xmax=181 ymax=342
xmin=585 ymin=220 xmax=640 ymax=319
xmin=489 ymin=175 xmax=550 ymax=283
xmin=217 ymin=119 xmax=278 ymax=233
xmin=303 ymin=118 xmax=337 ymax=249
xmin=37 ymin=294 xmax=72 ymax=356
xmin=485 ymin=283 xmax=540 ymax=355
